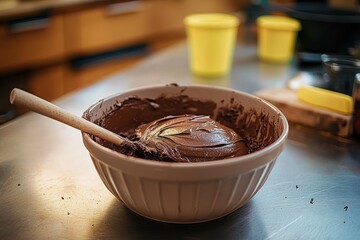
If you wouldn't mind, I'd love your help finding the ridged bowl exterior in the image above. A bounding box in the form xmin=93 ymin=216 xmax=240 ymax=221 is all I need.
xmin=82 ymin=84 xmax=288 ymax=223
xmin=89 ymin=155 xmax=276 ymax=223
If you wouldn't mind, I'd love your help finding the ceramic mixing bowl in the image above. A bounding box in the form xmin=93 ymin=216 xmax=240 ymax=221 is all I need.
xmin=82 ymin=84 xmax=288 ymax=223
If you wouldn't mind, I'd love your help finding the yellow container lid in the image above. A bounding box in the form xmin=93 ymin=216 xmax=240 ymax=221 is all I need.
xmin=184 ymin=13 xmax=239 ymax=29
xmin=257 ymin=15 xmax=301 ymax=31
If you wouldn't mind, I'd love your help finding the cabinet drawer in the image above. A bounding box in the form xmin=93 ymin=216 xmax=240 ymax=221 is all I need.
xmin=148 ymin=0 xmax=237 ymax=36
xmin=148 ymin=0 xmax=187 ymax=35
xmin=65 ymin=1 xmax=150 ymax=55
xmin=0 ymin=14 xmax=65 ymax=73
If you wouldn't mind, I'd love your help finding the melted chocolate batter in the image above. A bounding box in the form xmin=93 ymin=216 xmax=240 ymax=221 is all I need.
xmin=135 ymin=115 xmax=247 ymax=162
xmin=90 ymin=95 xmax=279 ymax=162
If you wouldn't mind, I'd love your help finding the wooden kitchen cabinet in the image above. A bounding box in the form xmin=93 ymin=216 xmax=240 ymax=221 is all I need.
xmin=147 ymin=0 xmax=237 ymax=36
xmin=149 ymin=0 xmax=235 ymax=35
xmin=0 ymin=14 xmax=65 ymax=73
xmin=64 ymin=1 xmax=152 ymax=56
xmin=147 ymin=0 xmax=187 ymax=35
xmin=0 ymin=0 xmax=241 ymax=104
xmin=63 ymin=0 xmax=239 ymax=56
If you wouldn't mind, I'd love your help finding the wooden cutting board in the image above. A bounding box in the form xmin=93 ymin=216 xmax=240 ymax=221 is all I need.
xmin=255 ymin=88 xmax=353 ymax=137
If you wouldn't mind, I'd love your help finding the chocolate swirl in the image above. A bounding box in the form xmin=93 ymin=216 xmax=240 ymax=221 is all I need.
xmin=135 ymin=115 xmax=247 ymax=162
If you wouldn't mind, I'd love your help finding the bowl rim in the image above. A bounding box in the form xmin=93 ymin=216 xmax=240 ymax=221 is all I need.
xmin=82 ymin=84 xmax=289 ymax=169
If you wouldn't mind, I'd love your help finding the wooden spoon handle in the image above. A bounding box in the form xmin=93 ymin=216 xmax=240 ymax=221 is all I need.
xmin=10 ymin=88 xmax=126 ymax=146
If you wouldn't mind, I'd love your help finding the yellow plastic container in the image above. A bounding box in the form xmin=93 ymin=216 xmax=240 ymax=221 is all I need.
xmin=184 ymin=13 xmax=240 ymax=77
xmin=257 ymin=15 xmax=301 ymax=64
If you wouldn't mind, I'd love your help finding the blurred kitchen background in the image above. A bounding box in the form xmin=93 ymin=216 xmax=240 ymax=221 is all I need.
xmin=0 ymin=0 xmax=359 ymax=124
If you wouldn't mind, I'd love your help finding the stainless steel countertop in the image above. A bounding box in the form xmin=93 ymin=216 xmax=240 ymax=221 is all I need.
xmin=1 ymin=41 xmax=359 ymax=239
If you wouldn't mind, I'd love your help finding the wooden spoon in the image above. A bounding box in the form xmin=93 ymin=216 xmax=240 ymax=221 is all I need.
xmin=10 ymin=88 xmax=244 ymax=162
xmin=10 ymin=88 xmax=135 ymax=148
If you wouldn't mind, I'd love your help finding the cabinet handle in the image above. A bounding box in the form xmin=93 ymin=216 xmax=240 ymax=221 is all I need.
xmin=105 ymin=1 xmax=142 ymax=16
xmin=7 ymin=15 xmax=50 ymax=34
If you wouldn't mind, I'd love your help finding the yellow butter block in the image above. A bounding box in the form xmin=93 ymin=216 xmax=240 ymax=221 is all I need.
xmin=297 ymin=86 xmax=354 ymax=115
